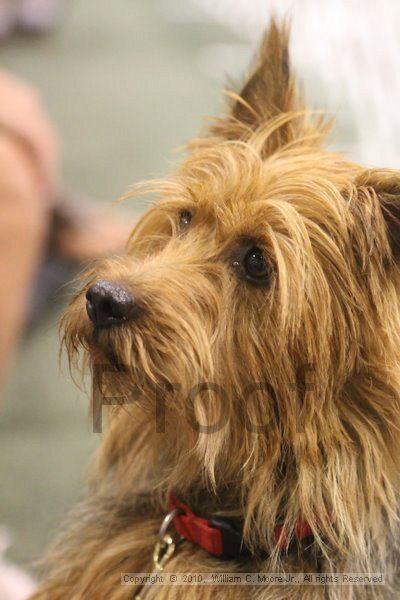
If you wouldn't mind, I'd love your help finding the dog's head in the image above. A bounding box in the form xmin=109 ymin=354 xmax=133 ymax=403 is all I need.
xmin=63 ymin=20 xmax=400 ymax=556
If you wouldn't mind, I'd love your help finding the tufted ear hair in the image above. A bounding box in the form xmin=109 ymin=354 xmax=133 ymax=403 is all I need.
xmin=207 ymin=18 xmax=322 ymax=153
xmin=355 ymin=170 xmax=400 ymax=257
xmin=231 ymin=18 xmax=300 ymax=127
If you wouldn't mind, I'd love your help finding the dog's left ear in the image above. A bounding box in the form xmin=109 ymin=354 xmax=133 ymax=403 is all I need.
xmin=210 ymin=18 xmax=303 ymax=144
xmin=232 ymin=18 xmax=298 ymax=128
xmin=355 ymin=170 xmax=400 ymax=257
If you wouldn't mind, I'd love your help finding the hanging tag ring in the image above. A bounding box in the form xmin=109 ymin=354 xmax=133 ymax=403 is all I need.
xmin=135 ymin=508 xmax=184 ymax=599
xmin=158 ymin=508 xmax=183 ymax=540
xmin=153 ymin=507 xmax=184 ymax=570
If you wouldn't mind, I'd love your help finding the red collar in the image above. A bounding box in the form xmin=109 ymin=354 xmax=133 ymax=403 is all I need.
xmin=169 ymin=493 xmax=314 ymax=560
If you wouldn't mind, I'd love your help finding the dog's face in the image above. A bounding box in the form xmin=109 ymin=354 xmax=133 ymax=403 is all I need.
xmin=63 ymin=22 xmax=400 ymax=504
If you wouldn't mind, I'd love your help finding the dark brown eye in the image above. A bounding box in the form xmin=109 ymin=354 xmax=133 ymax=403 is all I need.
xmin=243 ymin=247 xmax=270 ymax=283
xmin=179 ymin=210 xmax=192 ymax=229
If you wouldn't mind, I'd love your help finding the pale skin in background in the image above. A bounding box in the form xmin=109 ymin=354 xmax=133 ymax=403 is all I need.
xmin=0 ymin=136 xmax=46 ymax=382
xmin=0 ymin=71 xmax=131 ymax=385
xmin=0 ymin=72 xmax=54 ymax=384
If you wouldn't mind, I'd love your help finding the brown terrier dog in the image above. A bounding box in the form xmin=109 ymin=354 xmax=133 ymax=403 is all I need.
xmin=32 ymin=19 xmax=400 ymax=600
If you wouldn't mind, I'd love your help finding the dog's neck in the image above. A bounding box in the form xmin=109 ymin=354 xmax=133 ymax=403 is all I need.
xmin=94 ymin=371 xmax=400 ymax=571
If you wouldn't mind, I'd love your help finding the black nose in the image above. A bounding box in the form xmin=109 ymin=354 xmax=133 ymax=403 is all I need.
xmin=86 ymin=280 xmax=134 ymax=328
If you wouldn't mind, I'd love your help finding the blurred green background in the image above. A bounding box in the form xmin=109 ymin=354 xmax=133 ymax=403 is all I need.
xmin=0 ymin=0 xmax=232 ymax=569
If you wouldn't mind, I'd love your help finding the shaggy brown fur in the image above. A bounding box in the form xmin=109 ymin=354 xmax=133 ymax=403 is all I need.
xmin=31 ymin=19 xmax=400 ymax=600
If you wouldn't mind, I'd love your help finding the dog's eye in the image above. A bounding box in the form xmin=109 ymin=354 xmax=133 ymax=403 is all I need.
xmin=238 ymin=246 xmax=271 ymax=284
xmin=179 ymin=210 xmax=192 ymax=230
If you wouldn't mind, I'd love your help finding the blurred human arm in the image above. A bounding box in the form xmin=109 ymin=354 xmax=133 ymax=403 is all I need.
xmin=0 ymin=70 xmax=58 ymax=198
xmin=0 ymin=71 xmax=58 ymax=384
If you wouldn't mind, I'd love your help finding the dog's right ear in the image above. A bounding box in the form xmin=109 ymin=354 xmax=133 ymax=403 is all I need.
xmin=368 ymin=172 xmax=400 ymax=257
xmin=352 ymin=170 xmax=400 ymax=260
xmin=210 ymin=18 xmax=303 ymax=143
